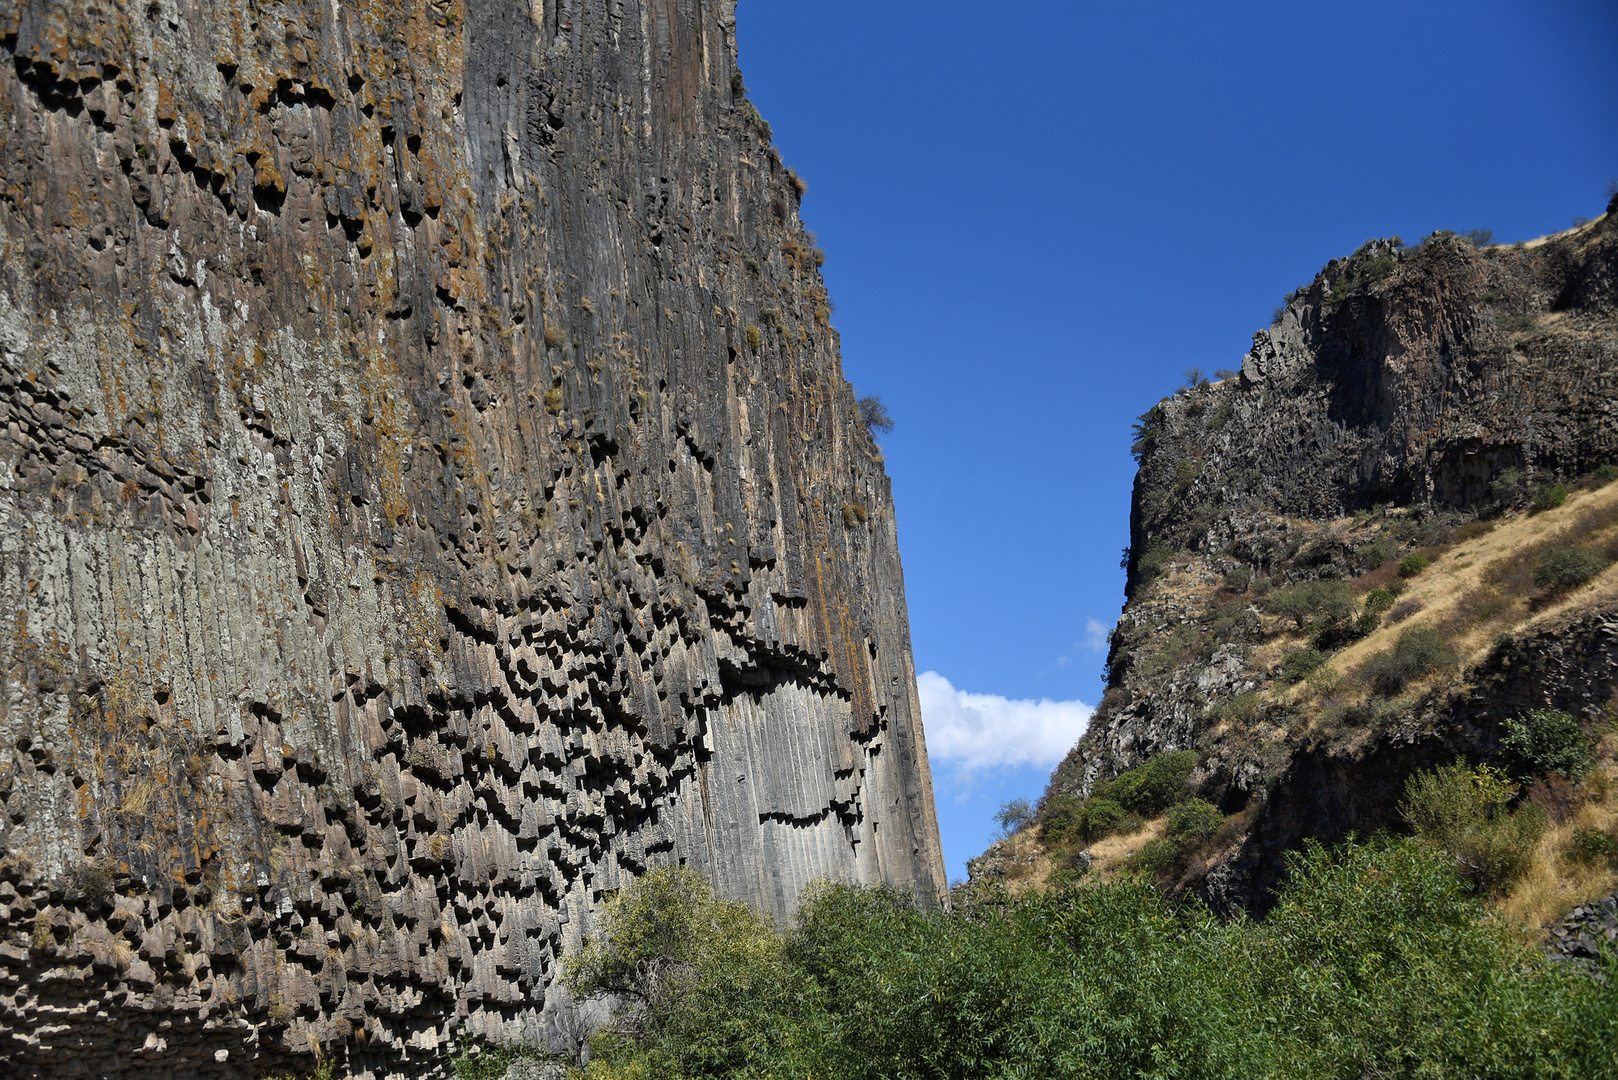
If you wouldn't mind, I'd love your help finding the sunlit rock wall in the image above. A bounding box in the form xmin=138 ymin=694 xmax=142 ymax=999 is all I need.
xmin=0 ymin=0 xmax=946 ymax=1075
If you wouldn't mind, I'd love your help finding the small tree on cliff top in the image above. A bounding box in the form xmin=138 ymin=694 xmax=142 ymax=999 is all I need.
xmin=858 ymin=394 xmax=893 ymax=436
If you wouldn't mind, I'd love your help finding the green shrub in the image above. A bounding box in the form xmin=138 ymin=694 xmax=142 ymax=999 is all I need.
xmin=563 ymin=865 xmax=809 ymax=1067
xmin=1500 ymin=708 xmax=1593 ymax=781
xmin=1533 ymin=545 xmax=1610 ymax=592
xmin=1265 ymin=583 xmax=1314 ymax=628
xmin=591 ymin=841 xmax=1618 ymax=1080
xmin=857 ymin=394 xmax=893 ymax=436
xmin=993 ymin=798 xmax=1035 ymax=837
xmin=1281 ymin=646 xmax=1327 ymax=683
xmin=1397 ymin=552 xmax=1430 ymax=578
xmin=1166 ymin=797 xmax=1224 ymax=842
xmin=1133 ymin=545 xmax=1172 ymax=590
xmin=1215 ymin=692 xmax=1263 ymax=725
xmin=1222 ymin=566 xmax=1252 ymax=594
xmin=1568 ymin=826 xmax=1618 ymax=868
xmin=1401 ymin=760 xmax=1546 ymax=895
xmin=1531 ymin=482 xmax=1568 ymax=513
xmin=1043 ymin=795 xmax=1132 ymax=845
xmin=263 ymin=1065 xmax=334 ymax=1080
xmin=451 ymin=1043 xmax=561 ymax=1080
xmin=1306 ymin=663 xmax=1345 ymax=698
xmin=1363 ymin=587 xmax=1397 ymax=615
xmin=1094 ymin=750 xmax=1198 ymax=817
xmin=1078 ymin=797 xmax=1133 ymax=842
xmin=1309 ymin=580 xmax=1359 ymax=627
xmin=1266 ymin=579 xmax=1358 ymax=635
xmin=1136 ymin=836 xmax=1184 ymax=876
xmin=1353 ymin=535 xmax=1397 ymax=571
xmin=1492 ymin=467 xmax=1526 ymax=506
xmin=1594 ymin=464 xmax=1618 ymax=485
xmin=1039 ymin=793 xmax=1083 ymax=844
xmin=1362 ymin=626 xmax=1453 ymax=696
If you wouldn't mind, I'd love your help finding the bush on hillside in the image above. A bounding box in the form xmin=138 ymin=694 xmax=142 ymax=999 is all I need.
xmin=1568 ymin=826 xmax=1618 ymax=868
xmin=1491 ymin=467 xmax=1527 ymax=507
xmin=1042 ymin=794 xmax=1134 ymax=846
xmin=1132 ymin=544 xmax=1173 ymax=590
xmin=857 ymin=394 xmax=893 ymax=436
xmin=1166 ymin=797 xmax=1224 ymax=842
xmin=1353 ymin=535 xmax=1397 ymax=571
xmin=1093 ymin=750 xmax=1198 ymax=817
xmin=993 ymin=798 xmax=1036 ymax=837
xmin=1135 ymin=799 xmax=1223 ymax=880
xmin=1531 ymin=482 xmax=1569 ymax=513
xmin=1362 ymin=626 xmax=1453 ymax=696
xmin=1532 ymin=545 xmax=1610 ymax=592
xmin=1265 ymin=580 xmax=1362 ymax=647
xmin=1363 ymin=588 xmax=1397 ymax=615
xmin=1136 ymin=836 xmax=1184 ymax=877
xmin=1500 ymin=708 xmax=1593 ymax=782
xmin=1281 ymin=646 xmax=1327 ymax=683
xmin=1401 ymin=760 xmax=1546 ymax=895
xmin=1397 ymin=552 xmax=1431 ymax=578
xmin=1077 ymin=797 xmax=1133 ymax=842
xmin=563 ymin=865 xmax=807 ymax=1064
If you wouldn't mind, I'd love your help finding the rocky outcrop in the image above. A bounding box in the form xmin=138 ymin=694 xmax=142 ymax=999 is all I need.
xmin=1131 ymin=201 xmax=1618 ymax=565
xmin=1041 ymin=200 xmax=1618 ymax=912
xmin=1548 ymin=893 xmax=1618 ymax=975
xmin=1051 ymin=202 xmax=1618 ymax=805
xmin=1201 ymin=605 xmax=1618 ymax=913
xmin=0 ymin=1 xmax=945 ymax=1076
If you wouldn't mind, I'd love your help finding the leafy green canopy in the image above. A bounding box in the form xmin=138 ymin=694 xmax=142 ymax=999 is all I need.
xmin=1500 ymin=709 xmax=1594 ymax=782
xmin=567 ymin=843 xmax=1618 ymax=1080
xmin=1402 ymin=760 xmax=1546 ymax=895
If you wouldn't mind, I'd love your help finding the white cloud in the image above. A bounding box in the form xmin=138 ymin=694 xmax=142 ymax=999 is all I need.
xmin=1084 ymin=618 xmax=1110 ymax=653
xmin=917 ymin=671 xmax=1092 ymax=773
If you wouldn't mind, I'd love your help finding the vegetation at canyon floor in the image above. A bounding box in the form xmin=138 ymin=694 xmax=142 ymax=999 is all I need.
xmin=567 ymin=856 xmax=1610 ymax=1078
xmin=502 ymin=843 xmax=1614 ymax=1080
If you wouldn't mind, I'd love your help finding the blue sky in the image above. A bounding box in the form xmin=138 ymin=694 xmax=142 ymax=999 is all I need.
xmin=735 ymin=0 xmax=1618 ymax=882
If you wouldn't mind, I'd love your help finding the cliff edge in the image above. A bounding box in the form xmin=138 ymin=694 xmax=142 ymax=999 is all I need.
xmin=1037 ymin=198 xmax=1618 ymax=912
xmin=0 ymin=1 xmax=944 ymax=1076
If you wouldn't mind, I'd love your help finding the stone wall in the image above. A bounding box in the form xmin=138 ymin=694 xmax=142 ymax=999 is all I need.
xmin=0 ymin=1 xmax=946 ymax=1075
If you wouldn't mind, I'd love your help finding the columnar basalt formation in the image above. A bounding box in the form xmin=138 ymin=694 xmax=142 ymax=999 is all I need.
xmin=0 ymin=1 xmax=946 ymax=1076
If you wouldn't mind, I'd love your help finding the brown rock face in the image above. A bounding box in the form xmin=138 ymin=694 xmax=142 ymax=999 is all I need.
xmin=1041 ymin=206 xmax=1618 ymax=910
xmin=0 ymin=1 xmax=945 ymax=1075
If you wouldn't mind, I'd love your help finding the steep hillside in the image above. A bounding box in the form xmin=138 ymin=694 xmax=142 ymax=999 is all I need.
xmin=1032 ymin=199 xmax=1618 ymax=915
xmin=0 ymin=2 xmax=944 ymax=1077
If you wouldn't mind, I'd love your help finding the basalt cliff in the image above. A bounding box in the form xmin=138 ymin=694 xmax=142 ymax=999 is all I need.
xmin=0 ymin=1 xmax=945 ymax=1076
xmin=1037 ymin=198 xmax=1618 ymax=912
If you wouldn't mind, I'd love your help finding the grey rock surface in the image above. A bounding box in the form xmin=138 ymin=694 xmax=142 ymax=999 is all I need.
xmin=0 ymin=1 xmax=945 ymax=1076
xmin=1052 ymin=208 xmax=1618 ymax=805
xmin=1040 ymin=206 xmax=1618 ymax=912
xmin=1548 ymin=893 xmax=1618 ymax=975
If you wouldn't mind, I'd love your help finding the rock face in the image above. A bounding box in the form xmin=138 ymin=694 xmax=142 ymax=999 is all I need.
xmin=1548 ymin=892 xmax=1618 ymax=975
xmin=0 ymin=1 xmax=945 ymax=1076
xmin=1045 ymin=203 xmax=1618 ymax=907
